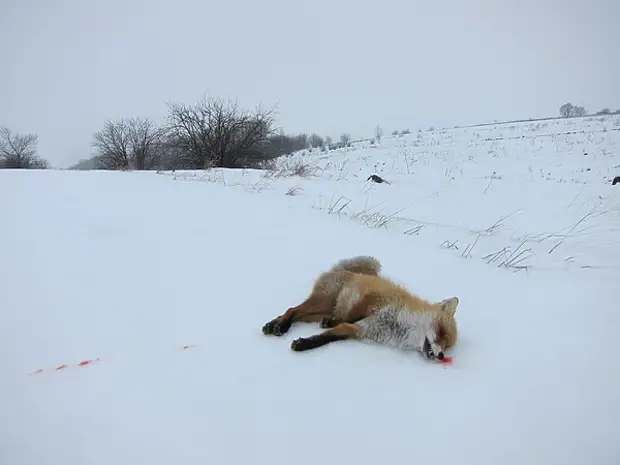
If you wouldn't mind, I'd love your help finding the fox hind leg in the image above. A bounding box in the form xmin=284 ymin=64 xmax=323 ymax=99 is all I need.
xmin=262 ymin=295 xmax=334 ymax=336
xmin=291 ymin=323 xmax=361 ymax=352
xmin=320 ymin=292 xmax=379 ymax=329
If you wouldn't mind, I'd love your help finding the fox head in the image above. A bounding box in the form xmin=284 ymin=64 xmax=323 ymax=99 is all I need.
xmin=422 ymin=297 xmax=459 ymax=361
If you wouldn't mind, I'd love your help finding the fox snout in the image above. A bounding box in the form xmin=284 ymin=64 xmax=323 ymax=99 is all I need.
xmin=423 ymin=337 xmax=444 ymax=361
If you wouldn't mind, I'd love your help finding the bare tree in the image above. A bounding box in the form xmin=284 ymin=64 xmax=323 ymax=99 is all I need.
xmin=309 ymin=133 xmax=324 ymax=148
xmin=92 ymin=117 xmax=163 ymax=170
xmin=260 ymin=132 xmax=314 ymax=159
xmin=559 ymin=102 xmax=587 ymax=118
xmin=92 ymin=119 xmax=131 ymax=169
xmin=559 ymin=103 xmax=574 ymax=118
xmin=165 ymin=95 xmax=277 ymax=169
xmin=340 ymin=133 xmax=351 ymax=146
xmin=127 ymin=117 xmax=163 ymax=170
xmin=573 ymin=106 xmax=587 ymax=117
xmin=0 ymin=126 xmax=48 ymax=169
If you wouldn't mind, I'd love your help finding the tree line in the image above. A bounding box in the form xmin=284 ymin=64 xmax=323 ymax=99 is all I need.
xmin=2 ymin=94 xmax=352 ymax=171
xmin=559 ymin=102 xmax=620 ymax=118
xmin=3 ymin=95 xmax=620 ymax=170
xmin=88 ymin=95 xmax=347 ymax=171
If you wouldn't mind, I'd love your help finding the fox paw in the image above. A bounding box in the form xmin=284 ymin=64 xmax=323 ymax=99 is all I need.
xmin=291 ymin=337 xmax=311 ymax=351
xmin=320 ymin=317 xmax=340 ymax=329
xmin=262 ymin=319 xmax=290 ymax=336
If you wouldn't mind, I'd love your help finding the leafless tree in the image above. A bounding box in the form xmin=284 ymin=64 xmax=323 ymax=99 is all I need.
xmin=92 ymin=117 xmax=163 ymax=170
xmin=165 ymin=95 xmax=277 ymax=169
xmin=559 ymin=102 xmax=587 ymax=118
xmin=573 ymin=105 xmax=587 ymax=117
xmin=0 ymin=126 xmax=48 ymax=169
xmin=340 ymin=133 xmax=351 ymax=146
xmin=92 ymin=119 xmax=131 ymax=169
xmin=127 ymin=117 xmax=163 ymax=170
xmin=559 ymin=103 xmax=573 ymax=118
xmin=309 ymin=133 xmax=324 ymax=148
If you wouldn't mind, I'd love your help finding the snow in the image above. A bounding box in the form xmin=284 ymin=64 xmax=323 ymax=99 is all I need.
xmin=1 ymin=115 xmax=619 ymax=465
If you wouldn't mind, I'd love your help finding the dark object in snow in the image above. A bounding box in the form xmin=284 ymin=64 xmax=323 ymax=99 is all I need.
xmin=612 ymin=176 xmax=620 ymax=185
xmin=367 ymin=174 xmax=390 ymax=184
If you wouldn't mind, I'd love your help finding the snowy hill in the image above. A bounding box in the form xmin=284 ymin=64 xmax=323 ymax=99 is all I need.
xmin=1 ymin=114 xmax=619 ymax=465
xmin=169 ymin=114 xmax=620 ymax=272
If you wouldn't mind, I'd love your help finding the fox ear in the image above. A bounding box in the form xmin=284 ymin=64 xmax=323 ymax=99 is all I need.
xmin=439 ymin=297 xmax=459 ymax=316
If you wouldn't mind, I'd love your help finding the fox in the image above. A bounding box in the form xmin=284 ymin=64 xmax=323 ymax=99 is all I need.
xmin=262 ymin=255 xmax=459 ymax=361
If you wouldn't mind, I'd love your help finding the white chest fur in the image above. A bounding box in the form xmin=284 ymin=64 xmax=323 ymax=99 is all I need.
xmin=357 ymin=305 xmax=436 ymax=351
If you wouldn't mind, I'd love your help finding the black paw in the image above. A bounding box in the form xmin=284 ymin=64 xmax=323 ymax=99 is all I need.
xmin=320 ymin=317 xmax=340 ymax=329
xmin=262 ymin=319 xmax=277 ymax=335
xmin=262 ymin=319 xmax=290 ymax=336
xmin=291 ymin=337 xmax=313 ymax=351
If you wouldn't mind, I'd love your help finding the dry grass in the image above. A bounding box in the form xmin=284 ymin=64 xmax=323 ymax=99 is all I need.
xmin=322 ymin=158 xmax=350 ymax=181
xmin=526 ymin=191 xmax=620 ymax=255
xmin=481 ymin=239 xmax=535 ymax=272
xmin=313 ymin=193 xmax=418 ymax=232
xmin=441 ymin=239 xmax=460 ymax=250
xmin=285 ymin=186 xmax=303 ymax=196
xmin=472 ymin=210 xmax=522 ymax=237
xmin=461 ymin=233 xmax=481 ymax=259
xmin=262 ymin=158 xmax=320 ymax=179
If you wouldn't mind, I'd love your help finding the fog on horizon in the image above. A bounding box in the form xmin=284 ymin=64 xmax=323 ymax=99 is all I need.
xmin=1 ymin=0 xmax=618 ymax=168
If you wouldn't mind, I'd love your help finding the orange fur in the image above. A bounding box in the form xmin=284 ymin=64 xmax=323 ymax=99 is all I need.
xmin=262 ymin=255 xmax=459 ymax=357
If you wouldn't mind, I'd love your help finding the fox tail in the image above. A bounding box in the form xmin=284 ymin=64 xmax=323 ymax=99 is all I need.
xmin=330 ymin=255 xmax=382 ymax=276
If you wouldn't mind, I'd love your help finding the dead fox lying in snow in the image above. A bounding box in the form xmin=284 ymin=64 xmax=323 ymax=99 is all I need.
xmin=262 ymin=256 xmax=459 ymax=361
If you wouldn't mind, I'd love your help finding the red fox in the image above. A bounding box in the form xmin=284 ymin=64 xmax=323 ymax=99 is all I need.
xmin=262 ymin=256 xmax=459 ymax=361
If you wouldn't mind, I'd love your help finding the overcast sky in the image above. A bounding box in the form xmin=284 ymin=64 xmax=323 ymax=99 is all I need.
xmin=1 ymin=0 xmax=618 ymax=168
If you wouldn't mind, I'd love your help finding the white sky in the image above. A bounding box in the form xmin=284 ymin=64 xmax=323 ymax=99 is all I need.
xmin=1 ymin=0 xmax=618 ymax=168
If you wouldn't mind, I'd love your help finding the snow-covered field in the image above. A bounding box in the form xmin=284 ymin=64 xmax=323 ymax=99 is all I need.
xmin=1 ymin=115 xmax=619 ymax=465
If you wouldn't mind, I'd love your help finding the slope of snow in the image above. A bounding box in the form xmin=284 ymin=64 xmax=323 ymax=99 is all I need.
xmin=1 ymin=115 xmax=619 ymax=465
xmin=165 ymin=115 xmax=620 ymax=272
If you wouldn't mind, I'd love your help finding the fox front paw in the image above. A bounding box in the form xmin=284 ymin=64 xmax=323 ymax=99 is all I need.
xmin=291 ymin=337 xmax=311 ymax=351
xmin=262 ymin=318 xmax=290 ymax=336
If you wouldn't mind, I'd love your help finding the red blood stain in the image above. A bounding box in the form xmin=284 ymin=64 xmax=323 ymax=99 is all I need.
xmin=78 ymin=359 xmax=94 ymax=367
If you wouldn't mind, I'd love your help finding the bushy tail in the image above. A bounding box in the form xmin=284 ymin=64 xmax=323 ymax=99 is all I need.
xmin=330 ymin=255 xmax=382 ymax=275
